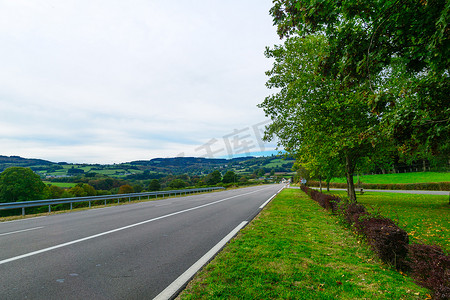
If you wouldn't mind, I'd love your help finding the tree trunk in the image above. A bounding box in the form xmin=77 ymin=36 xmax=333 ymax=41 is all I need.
xmin=326 ymin=181 xmax=330 ymax=192
xmin=345 ymin=153 xmax=357 ymax=202
xmin=319 ymin=175 xmax=322 ymax=192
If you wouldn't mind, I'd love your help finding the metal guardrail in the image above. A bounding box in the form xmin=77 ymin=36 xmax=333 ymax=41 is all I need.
xmin=0 ymin=187 xmax=225 ymax=216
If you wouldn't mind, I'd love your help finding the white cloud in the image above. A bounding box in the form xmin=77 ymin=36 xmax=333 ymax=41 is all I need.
xmin=0 ymin=0 xmax=281 ymax=163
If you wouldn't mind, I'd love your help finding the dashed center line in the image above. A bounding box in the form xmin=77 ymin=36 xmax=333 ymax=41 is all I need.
xmin=0 ymin=187 xmax=269 ymax=266
xmin=0 ymin=227 xmax=44 ymax=237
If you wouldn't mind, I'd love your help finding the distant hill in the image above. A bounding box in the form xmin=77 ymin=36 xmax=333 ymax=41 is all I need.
xmin=0 ymin=155 xmax=295 ymax=177
xmin=0 ymin=155 xmax=54 ymax=171
xmin=129 ymin=156 xmax=257 ymax=174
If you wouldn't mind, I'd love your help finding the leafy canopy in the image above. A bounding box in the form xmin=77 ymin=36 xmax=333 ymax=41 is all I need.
xmin=0 ymin=167 xmax=46 ymax=202
xmin=269 ymin=0 xmax=449 ymax=160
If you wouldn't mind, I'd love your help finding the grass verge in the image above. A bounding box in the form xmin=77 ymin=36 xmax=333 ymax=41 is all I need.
xmin=325 ymin=190 xmax=449 ymax=252
xmin=330 ymin=172 xmax=449 ymax=184
xmin=178 ymin=189 xmax=429 ymax=299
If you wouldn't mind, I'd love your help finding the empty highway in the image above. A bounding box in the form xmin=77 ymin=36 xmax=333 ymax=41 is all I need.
xmin=0 ymin=184 xmax=283 ymax=299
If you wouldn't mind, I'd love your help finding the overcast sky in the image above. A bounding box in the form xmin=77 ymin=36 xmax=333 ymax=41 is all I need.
xmin=0 ymin=0 xmax=281 ymax=164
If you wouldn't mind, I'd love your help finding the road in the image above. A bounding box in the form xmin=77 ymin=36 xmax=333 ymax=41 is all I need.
xmin=0 ymin=184 xmax=284 ymax=300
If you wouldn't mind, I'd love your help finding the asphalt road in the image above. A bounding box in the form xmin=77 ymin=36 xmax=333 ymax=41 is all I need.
xmin=0 ymin=184 xmax=284 ymax=300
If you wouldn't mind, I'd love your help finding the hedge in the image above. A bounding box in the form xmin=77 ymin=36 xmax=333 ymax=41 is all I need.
xmin=299 ymin=186 xmax=449 ymax=299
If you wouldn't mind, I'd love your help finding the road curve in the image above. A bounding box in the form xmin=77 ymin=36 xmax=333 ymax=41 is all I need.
xmin=0 ymin=184 xmax=284 ymax=300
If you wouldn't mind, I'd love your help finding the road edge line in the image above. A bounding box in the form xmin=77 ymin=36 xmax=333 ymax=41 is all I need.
xmin=153 ymin=221 xmax=249 ymax=300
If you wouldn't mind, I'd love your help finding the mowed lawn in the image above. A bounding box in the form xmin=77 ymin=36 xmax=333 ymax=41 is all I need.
xmin=330 ymin=171 xmax=450 ymax=184
xmin=178 ymin=189 xmax=428 ymax=299
xmin=326 ymin=190 xmax=449 ymax=252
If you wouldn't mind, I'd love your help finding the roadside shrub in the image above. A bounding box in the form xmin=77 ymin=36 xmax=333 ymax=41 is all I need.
xmin=355 ymin=216 xmax=409 ymax=269
xmin=301 ymin=185 xmax=341 ymax=212
xmin=438 ymin=182 xmax=450 ymax=191
xmin=407 ymin=244 xmax=450 ymax=300
xmin=300 ymin=187 xmax=448 ymax=298
xmin=338 ymin=200 xmax=368 ymax=225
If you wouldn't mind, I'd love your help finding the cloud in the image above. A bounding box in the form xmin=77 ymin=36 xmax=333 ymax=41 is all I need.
xmin=0 ymin=0 xmax=280 ymax=163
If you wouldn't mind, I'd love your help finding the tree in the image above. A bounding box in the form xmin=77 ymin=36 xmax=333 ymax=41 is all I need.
xmin=205 ymin=170 xmax=222 ymax=186
xmin=44 ymin=185 xmax=66 ymax=199
xmin=132 ymin=184 xmax=143 ymax=193
xmin=0 ymin=167 xmax=46 ymax=202
xmin=259 ymin=35 xmax=390 ymax=200
xmin=118 ymin=184 xmax=134 ymax=194
xmin=88 ymin=178 xmax=123 ymax=190
xmin=168 ymin=179 xmax=187 ymax=189
xmin=269 ymin=0 xmax=449 ymax=162
xmin=270 ymin=169 xmax=275 ymax=176
xmin=67 ymin=167 xmax=84 ymax=175
xmin=69 ymin=183 xmax=97 ymax=197
xmin=222 ymin=171 xmax=237 ymax=184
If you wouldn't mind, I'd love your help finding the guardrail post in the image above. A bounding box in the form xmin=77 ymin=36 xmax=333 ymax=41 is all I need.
xmin=22 ymin=207 xmax=25 ymax=216
xmin=89 ymin=201 xmax=91 ymax=208
xmin=49 ymin=205 xmax=51 ymax=213
xmin=70 ymin=203 xmax=73 ymax=210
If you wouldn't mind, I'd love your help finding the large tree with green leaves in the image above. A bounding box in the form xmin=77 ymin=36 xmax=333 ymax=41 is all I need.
xmin=206 ymin=170 xmax=222 ymax=186
xmin=260 ymin=34 xmax=392 ymax=200
xmin=222 ymin=170 xmax=237 ymax=184
xmin=0 ymin=167 xmax=46 ymax=202
xmin=269 ymin=0 xmax=449 ymax=162
xmin=148 ymin=179 xmax=161 ymax=191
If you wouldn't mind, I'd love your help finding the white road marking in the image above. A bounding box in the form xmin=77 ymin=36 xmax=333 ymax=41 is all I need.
xmin=0 ymin=227 xmax=44 ymax=237
xmin=0 ymin=187 xmax=268 ymax=265
xmin=153 ymin=221 xmax=249 ymax=300
xmin=259 ymin=195 xmax=275 ymax=209
xmin=259 ymin=186 xmax=285 ymax=209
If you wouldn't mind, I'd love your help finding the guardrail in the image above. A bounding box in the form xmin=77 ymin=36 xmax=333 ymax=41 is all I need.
xmin=0 ymin=187 xmax=225 ymax=216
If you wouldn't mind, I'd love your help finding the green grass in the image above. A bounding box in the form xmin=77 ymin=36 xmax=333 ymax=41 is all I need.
xmin=265 ymin=158 xmax=295 ymax=168
xmin=43 ymin=181 xmax=77 ymax=188
xmin=331 ymin=172 xmax=449 ymax=184
xmin=178 ymin=189 xmax=429 ymax=299
xmin=325 ymin=190 xmax=449 ymax=252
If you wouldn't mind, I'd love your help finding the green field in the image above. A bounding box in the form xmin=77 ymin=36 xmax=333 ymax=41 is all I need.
xmin=179 ymin=189 xmax=428 ymax=299
xmin=43 ymin=181 xmax=77 ymax=188
xmin=331 ymin=172 xmax=449 ymax=184
xmin=264 ymin=158 xmax=295 ymax=168
xmin=325 ymin=190 xmax=449 ymax=252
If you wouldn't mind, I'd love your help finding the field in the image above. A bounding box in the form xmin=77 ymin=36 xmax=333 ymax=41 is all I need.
xmin=325 ymin=190 xmax=449 ymax=252
xmin=330 ymin=172 xmax=449 ymax=184
xmin=264 ymin=158 xmax=295 ymax=168
xmin=43 ymin=181 xmax=77 ymax=188
xmin=178 ymin=189 xmax=429 ymax=299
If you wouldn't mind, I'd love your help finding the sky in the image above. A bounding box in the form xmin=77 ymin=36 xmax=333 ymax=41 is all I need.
xmin=0 ymin=0 xmax=282 ymax=164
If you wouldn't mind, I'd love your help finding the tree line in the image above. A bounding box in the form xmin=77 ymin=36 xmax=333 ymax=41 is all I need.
xmin=0 ymin=167 xmax=266 ymax=204
xmin=260 ymin=0 xmax=449 ymax=201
